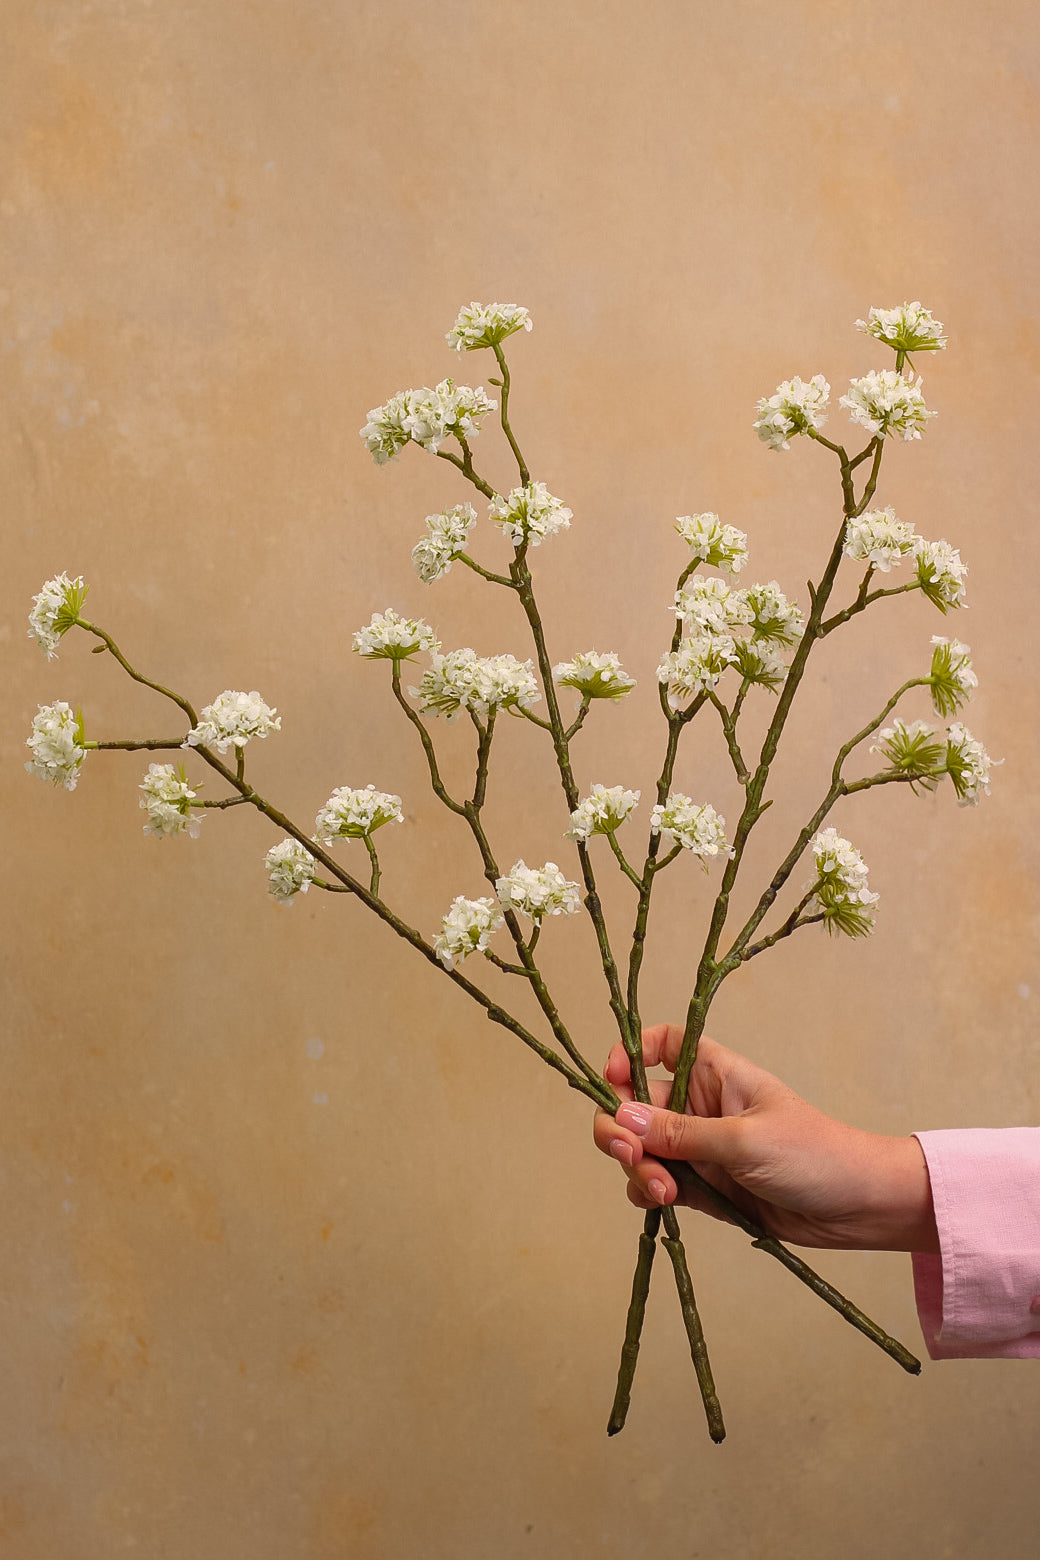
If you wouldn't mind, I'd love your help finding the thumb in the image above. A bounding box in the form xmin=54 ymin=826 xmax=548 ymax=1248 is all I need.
xmin=615 ymin=1101 xmax=747 ymax=1169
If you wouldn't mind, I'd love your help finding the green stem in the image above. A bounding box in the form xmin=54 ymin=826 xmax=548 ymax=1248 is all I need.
xmin=458 ymin=553 xmax=517 ymax=590
xmin=820 ymin=580 xmax=919 ymax=638
xmin=564 ymin=696 xmax=592 ymax=741
xmin=75 ymin=619 xmax=198 ymax=726
xmin=719 ymin=677 xmax=927 ymax=972
xmin=607 ymin=1212 xmax=660 ymax=1435
xmin=661 ymin=1206 xmax=725 ymax=1443
xmin=492 ymin=341 xmax=531 ymax=485
xmin=608 ymin=831 xmax=644 ymax=891
xmin=670 ymin=437 xmax=887 ymax=1110
xmin=390 ymin=667 xmax=467 ymax=816
xmin=89 ymin=738 xmax=187 ymax=751
xmin=668 ymin=1163 xmax=920 ymax=1374
xmin=364 ymin=834 xmax=381 ymax=898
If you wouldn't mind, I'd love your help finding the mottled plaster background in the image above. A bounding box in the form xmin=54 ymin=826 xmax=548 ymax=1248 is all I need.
xmin=3 ymin=2 xmax=1040 ymax=1556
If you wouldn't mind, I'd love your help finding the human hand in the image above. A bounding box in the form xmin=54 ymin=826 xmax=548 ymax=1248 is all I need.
xmin=594 ymin=1025 xmax=938 ymax=1253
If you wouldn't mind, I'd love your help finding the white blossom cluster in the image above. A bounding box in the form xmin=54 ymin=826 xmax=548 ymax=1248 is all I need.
xmin=674 ymin=576 xmax=753 ymax=634
xmin=360 ymin=380 xmax=497 ymax=464
xmin=743 ymin=581 xmax=805 ymax=645
xmin=495 ymin=860 xmax=581 ymax=921
xmin=314 ymin=785 xmax=404 ymax=842
xmin=843 ymin=509 xmax=920 ymax=573
xmin=435 ymin=896 xmax=503 ymax=969
xmin=856 ymin=302 xmax=947 ymax=355
xmin=139 ymin=762 xmax=201 ymax=839
xmin=929 ymin=637 xmax=977 ymax=718
xmin=649 ymin=796 xmax=729 ymax=861
xmin=810 ymin=828 xmax=879 ymax=937
xmin=25 ymin=701 xmax=87 ymax=790
xmin=674 ymin=513 xmax=749 ymax=574
xmin=657 ymin=635 xmax=736 ymax=707
xmin=871 ymin=719 xmax=946 ymax=789
xmin=754 ymin=376 xmax=830 ymax=451
xmin=552 ymin=650 xmax=636 ymax=701
xmin=567 ymin=784 xmax=641 ymax=841
xmin=28 ymin=572 xmax=87 ymax=658
xmin=661 ymin=573 xmax=803 ymax=706
xmin=489 ymin=482 xmax=572 ymax=548
xmin=945 ymin=724 xmax=997 ymax=806
xmin=914 ymin=538 xmax=968 ymax=612
xmin=264 ymin=837 xmax=317 ymax=904
xmin=184 ymin=691 xmax=281 ymax=753
xmin=411 ymin=648 xmax=540 ymax=721
xmin=446 ymin=302 xmax=532 ymax=353
xmin=411 ymin=504 xmax=477 ymax=583
xmin=840 ymin=370 xmax=935 ymax=442
xmin=731 ymin=638 xmax=789 ymax=691
xmin=353 ymin=609 xmax=439 ymax=661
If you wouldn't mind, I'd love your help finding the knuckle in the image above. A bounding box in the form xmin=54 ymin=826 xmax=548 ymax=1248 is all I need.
xmin=656 ymin=1108 xmax=689 ymax=1156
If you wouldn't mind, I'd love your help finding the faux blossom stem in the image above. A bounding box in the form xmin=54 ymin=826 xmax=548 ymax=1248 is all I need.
xmin=73 ymin=620 xmax=617 ymax=1114
xmin=670 ymin=435 xmax=888 ymax=1111
xmin=76 ymin=618 xmax=198 ymax=727
xmin=492 ymin=341 xmax=531 ymax=486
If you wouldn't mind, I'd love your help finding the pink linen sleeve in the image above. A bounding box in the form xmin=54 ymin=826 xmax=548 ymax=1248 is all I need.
xmin=911 ymin=1128 xmax=1040 ymax=1360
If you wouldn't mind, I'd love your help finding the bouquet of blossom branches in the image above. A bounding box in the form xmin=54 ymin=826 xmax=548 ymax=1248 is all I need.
xmin=25 ymin=299 xmax=994 ymax=1442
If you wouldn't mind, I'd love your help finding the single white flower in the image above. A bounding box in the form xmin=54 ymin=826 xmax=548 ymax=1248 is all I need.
xmin=810 ymin=828 xmax=879 ymax=937
xmin=753 ymin=376 xmax=830 ymax=451
xmin=649 ymin=796 xmax=729 ymax=861
xmin=489 ymin=482 xmax=572 ymax=547
xmin=743 ymin=581 xmax=804 ymax=646
xmin=28 ymin=572 xmax=87 ymax=658
xmin=184 ymin=691 xmax=281 ymax=753
xmin=314 ymin=785 xmax=404 ymax=842
xmin=871 ymin=719 xmax=945 ymax=789
xmin=352 ymin=609 xmax=439 ymax=661
xmin=446 ymin=302 xmax=532 ymax=352
xmin=567 ymin=784 xmax=641 ymax=841
xmin=674 ymin=514 xmax=749 ymax=574
xmin=855 ymin=302 xmax=947 ymax=355
xmin=673 ymin=575 xmax=753 ymax=634
xmin=843 ymin=509 xmax=921 ymax=573
xmin=496 ymin=860 xmax=582 ymax=921
xmin=944 ymin=723 xmax=997 ymax=806
xmin=25 ymin=701 xmax=87 ymax=790
xmin=411 ymin=504 xmax=478 ymax=583
xmin=840 ymin=370 xmax=935 ymax=441
xmin=657 ymin=635 xmax=736 ymax=707
xmin=264 ymin=837 xmax=317 ymax=903
xmin=434 ymin=895 xmax=504 ymax=968
xmin=360 ymin=381 xmax=497 ymax=463
xmin=552 ymin=650 xmax=636 ymax=701
xmin=914 ymin=537 xmax=967 ymax=612
xmin=731 ymin=637 xmax=788 ymax=692
xmin=411 ymin=649 xmax=540 ymax=721
xmin=139 ymin=762 xmax=202 ymax=838
xmin=929 ymin=637 xmax=977 ymax=718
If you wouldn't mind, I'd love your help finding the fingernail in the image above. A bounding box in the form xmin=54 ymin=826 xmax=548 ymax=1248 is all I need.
xmin=616 ymin=1103 xmax=653 ymax=1138
xmin=608 ymin=1138 xmax=635 ymax=1167
xmin=648 ymin=1178 xmax=668 ymax=1205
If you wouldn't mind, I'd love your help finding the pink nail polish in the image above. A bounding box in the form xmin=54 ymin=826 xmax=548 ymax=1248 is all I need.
xmin=608 ymin=1138 xmax=635 ymax=1167
xmin=616 ymin=1102 xmax=653 ymax=1137
xmin=648 ymin=1178 xmax=668 ymax=1205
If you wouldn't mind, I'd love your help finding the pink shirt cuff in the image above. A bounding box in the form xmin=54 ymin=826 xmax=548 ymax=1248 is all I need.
xmin=911 ymin=1128 xmax=1040 ymax=1360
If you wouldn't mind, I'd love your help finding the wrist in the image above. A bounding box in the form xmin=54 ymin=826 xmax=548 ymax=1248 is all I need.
xmin=858 ymin=1132 xmax=939 ymax=1253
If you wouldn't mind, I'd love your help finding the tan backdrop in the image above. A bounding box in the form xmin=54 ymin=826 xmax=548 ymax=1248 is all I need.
xmin=4 ymin=3 xmax=1039 ymax=1556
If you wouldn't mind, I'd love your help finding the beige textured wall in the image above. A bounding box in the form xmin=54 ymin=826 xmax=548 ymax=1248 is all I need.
xmin=4 ymin=3 xmax=1040 ymax=1555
